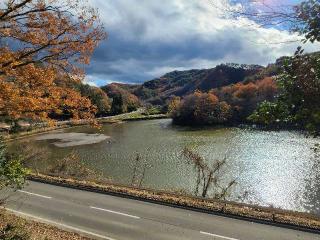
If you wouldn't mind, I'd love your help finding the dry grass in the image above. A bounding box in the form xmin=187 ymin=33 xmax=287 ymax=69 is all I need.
xmin=0 ymin=209 xmax=91 ymax=240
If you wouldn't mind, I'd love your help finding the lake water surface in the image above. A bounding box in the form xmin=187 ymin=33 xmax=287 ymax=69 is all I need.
xmin=10 ymin=119 xmax=320 ymax=215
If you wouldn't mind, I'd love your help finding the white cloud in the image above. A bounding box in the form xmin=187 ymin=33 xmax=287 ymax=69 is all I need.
xmin=87 ymin=0 xmax=320 ymax=85
xmin=83 ymin=75 xmax=99 ymax=87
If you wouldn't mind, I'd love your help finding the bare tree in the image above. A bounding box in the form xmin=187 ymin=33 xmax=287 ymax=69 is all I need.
xmin=131 ymin=153 xmax=141 ymax=186
xmin=48 ymin=151 xmax=102 ymax=181
xmin=138 ymin=162 xmax=148 ymax=188
xmin=183 ymin=147 xmax=236 ymax=199
xmin=131 ymin=153 xmax=151 ymax=188
xmin=213 ymin=0 xmax=320 ymax=44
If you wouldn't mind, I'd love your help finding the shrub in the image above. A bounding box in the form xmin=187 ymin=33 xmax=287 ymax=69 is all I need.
xmin=0 ymin=137 xmax=29 ymax=191
xmin=248 ymin=101 xmax=292 ymax=126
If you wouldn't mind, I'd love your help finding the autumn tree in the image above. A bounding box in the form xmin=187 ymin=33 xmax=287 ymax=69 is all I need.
xmin=168 ymin=96 xmax=181 ymax=115
xmin=0 ymin=0 xmax=105 ymax=123
xmin=76 ymin=84 xmax=111 ymax=117
xmin=102 ymin=83 xmax=140 ymax=114
xmin=170 ymin=91 xmax=231 ymax=126
xmin=169 ymin=77 xmax=278 ymax=126
xmin=211 ymin=77 xmax=278 ymax=122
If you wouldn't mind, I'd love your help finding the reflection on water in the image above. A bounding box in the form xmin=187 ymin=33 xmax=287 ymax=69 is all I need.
xmin=9 ymin=119 xmax=320 ymax=215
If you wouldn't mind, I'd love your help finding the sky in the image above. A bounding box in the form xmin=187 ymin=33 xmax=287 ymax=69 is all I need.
xmin=85 ymin=0 xmax=319 ymax=86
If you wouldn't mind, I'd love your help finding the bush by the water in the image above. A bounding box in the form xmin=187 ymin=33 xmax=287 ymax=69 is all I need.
xmin=0 ymin=137 xmax=28 ymax=193
xmin=169 ymin=91 xmax=231 ymax=125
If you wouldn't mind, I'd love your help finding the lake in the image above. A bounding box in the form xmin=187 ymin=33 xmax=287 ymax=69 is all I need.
xmin=9 ymin=119 xmax=320 ymax=215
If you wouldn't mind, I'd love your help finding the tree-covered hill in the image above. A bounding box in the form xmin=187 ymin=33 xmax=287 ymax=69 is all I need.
xmin=101 ymin=62 xmax=281 ymax=108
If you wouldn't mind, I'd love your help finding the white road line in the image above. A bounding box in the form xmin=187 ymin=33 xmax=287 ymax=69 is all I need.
xmin=5 ymin=208 xmax=117 ymax=240
xmin=90 ymin=206 xmax=140 ymax=219
xmin=17 ymin=190 xmax=52 ymax=199
xmin=200 ymin=231 xmax=240 ymax=240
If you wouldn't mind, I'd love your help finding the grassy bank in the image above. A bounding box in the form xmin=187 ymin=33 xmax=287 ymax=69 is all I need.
xmin=28 ymin=173 xmax=320 ymax=232
xmin=0 ymin=208 xmax=91 ymax=240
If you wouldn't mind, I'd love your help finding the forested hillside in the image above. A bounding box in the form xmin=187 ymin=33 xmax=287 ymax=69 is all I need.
xmin=101 ymin=59 xmax=282 ymax=110
xmin=133 ymin=64 xmax=266 ymax=105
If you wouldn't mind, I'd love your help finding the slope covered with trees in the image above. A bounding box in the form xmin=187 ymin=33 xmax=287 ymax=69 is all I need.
xmin=101 ymin=60 xmax=281 ymax=120
xmin=131 ymin=64 xmax=265 ymax=106
xmin=101 ymin=83 xmax=140 ymax=115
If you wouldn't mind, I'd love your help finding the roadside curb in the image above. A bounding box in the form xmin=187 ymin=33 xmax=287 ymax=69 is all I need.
xmin=27 ymin=174 xmax=320 ymax=234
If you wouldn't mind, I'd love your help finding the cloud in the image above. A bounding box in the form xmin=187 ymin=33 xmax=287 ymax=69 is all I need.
xmin=86 ymin=0 xmax=319 ymax=86
xmin=82 ymin=75 xmax=99 ymax=87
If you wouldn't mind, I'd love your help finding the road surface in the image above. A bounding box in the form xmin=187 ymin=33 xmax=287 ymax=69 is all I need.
xmin=1 ymin=181 xmax=319 ymax=240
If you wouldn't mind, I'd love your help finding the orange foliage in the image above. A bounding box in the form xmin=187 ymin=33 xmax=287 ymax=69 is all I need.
xmin=212 ymin=77 xmax=278 ymax=121
xmin=170 ymin=90 xmax=231 ymax=125
xmin=214 ymin=77 xmax=277 ymax=101
xmin=0 ymin=0 xmax=105 ymax=122
xmin=168 ymin=96 xmax=181 ymax=114
xmin=103 ymin=84 xmax=140 ymax=114
xmin=256 ymin=77 xmax=278 ymax=100
xmin=233 ymin=82 xmax=258 ymax=100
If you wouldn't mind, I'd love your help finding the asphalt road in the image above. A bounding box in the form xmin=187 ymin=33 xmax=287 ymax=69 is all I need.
xmin=1 ymin=181 xmax=319 ymax=240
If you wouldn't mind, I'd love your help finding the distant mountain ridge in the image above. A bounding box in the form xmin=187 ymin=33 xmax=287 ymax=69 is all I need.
xmin=101 ymin=52 xmax=320 ymax=107
xmin=101 ymin=63 xmax=276 ymax=106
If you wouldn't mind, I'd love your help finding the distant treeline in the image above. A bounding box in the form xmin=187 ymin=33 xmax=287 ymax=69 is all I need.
xmin=169 ymin=53 xmax=319 ymax=135
xmin=169 ymin=77 xmax=277 ymax=126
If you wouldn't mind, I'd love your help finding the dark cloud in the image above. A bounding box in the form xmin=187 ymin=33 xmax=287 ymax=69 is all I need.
xmin=85 ymin=0 xmax=318 ymax=86
xmin=86 ymin=28 xmax=245 ymax=84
